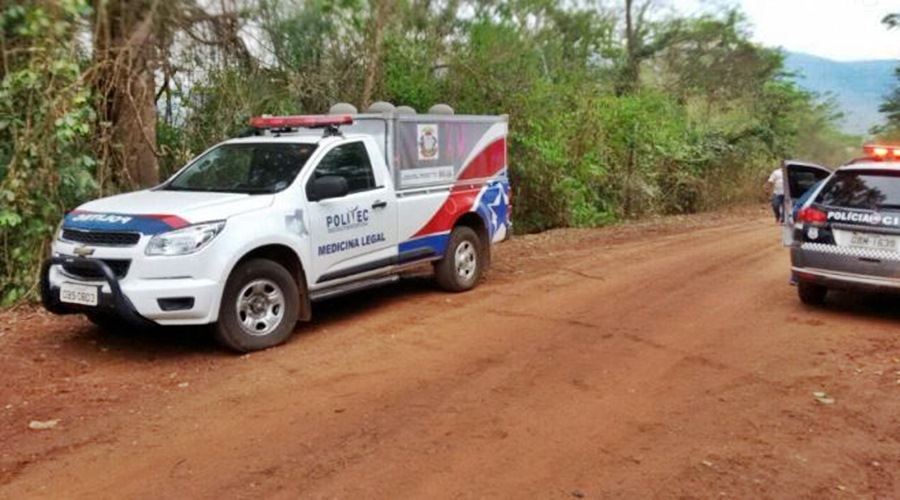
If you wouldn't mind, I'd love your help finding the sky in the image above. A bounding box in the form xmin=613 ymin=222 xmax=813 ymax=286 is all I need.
xmin=671 ymin=0 xmax=900 ymax=61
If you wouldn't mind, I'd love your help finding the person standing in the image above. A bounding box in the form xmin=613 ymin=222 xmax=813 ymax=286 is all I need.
xmin=767 ymin=167 xmax=785 ymax=223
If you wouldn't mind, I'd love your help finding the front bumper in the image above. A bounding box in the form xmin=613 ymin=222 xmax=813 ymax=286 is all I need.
xmin=41 ymin=256 xmax=153 ymax=326
xmin=42 ymin=256 xmax=222 ymax=325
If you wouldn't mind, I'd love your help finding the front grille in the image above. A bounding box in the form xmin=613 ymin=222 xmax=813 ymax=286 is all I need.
xmin=62 ymin=229 xmax=141 ymax=246
xmin=62 ymin=259 xmax=131 ymax=280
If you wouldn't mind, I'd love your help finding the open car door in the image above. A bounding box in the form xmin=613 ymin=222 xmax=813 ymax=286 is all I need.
xmin=781 ymin=160 xmax=832 ymax=245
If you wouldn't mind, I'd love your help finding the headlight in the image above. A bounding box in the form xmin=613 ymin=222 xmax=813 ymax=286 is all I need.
xmin=145 ymin=221 xmax=226 ymax=256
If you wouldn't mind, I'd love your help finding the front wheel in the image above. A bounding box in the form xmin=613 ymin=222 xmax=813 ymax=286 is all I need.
xmin=798 ymin=281 xmax=827 ymax=305
xmin=214 ymin=259 xmax=300 ymax=352
xmin=434 ymin=226 xmax=483 ymax=292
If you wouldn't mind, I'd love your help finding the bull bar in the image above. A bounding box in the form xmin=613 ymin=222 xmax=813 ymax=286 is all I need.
xmin=40 ymin=256 xmax=155 ymax=327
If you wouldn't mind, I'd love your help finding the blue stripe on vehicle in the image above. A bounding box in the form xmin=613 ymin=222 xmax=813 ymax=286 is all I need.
xmin=63 ymin=211 xmax=185 ymax=235
xmin=399 ymin=233 xmax=450 ymax=261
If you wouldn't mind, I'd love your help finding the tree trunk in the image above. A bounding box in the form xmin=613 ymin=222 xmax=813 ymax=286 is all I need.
xmin=617 ymin=0 xmax=640 ymax=97
xmin=360 ymin=0 xmax=391 ymax=110
xmin=620 ymin=0 xmax=637 ymax=216
xmin=93 ymin=0 xmax=159 ymax=190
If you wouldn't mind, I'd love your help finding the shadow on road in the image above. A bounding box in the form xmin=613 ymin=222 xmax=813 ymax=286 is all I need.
xmin=60 ymin=274 xmax=442 ymax=358
xmin=810 ymin=289 xmax=900 ymax=323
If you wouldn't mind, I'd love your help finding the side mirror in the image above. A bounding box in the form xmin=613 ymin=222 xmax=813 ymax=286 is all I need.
xmin=308 ymin=175 xmax=349 ymax=201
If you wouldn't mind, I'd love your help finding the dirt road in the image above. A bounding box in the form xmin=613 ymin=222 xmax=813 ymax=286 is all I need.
xmin=1 ymin=206 xmax=898 ymax=499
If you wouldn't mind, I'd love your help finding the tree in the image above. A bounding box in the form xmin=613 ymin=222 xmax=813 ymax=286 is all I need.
xmin=93 ymin=0 xmax=257 ymax=189
xmin=877 ymin=13 xmax=900 ymax=136
xmin=615 ymin=0 xmax=677 ymax=96
xmin=0 ymin=0 xmax=857 ymax=302
xmin=659 ymin=10 xmax=780 ymax=106
xmin=0 ymin=0 xmax=97 ymax=302
xmin=360 ymin=0 xmax=394 ymax=109
xmin=880 ymin=68 xmax=900 ymax=126
xmin=92 ymin=0 xmax=160 ymax=189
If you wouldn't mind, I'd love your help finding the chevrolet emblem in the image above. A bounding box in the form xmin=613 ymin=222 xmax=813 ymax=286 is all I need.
xmin=73 ymin=245 xmax=95 ymax=257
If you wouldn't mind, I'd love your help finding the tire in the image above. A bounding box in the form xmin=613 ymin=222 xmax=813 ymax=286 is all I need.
xmin=798 ymin=281 xmax=827 ymax=305
xmin=214 ymin=259 xmax=300 ymax=352
xmin=434 ymin=226 xmax=483 ymax=292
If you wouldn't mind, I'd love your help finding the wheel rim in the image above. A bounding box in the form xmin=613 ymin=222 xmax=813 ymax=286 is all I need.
xmin=235 ymin=279 xmax=285 ymax=337
xmin=455 ymin=241 xmax=477 ymax=281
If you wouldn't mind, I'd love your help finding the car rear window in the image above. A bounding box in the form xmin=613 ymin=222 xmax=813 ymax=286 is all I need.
xmin=815 ymin=170 xmax=900 ymax=210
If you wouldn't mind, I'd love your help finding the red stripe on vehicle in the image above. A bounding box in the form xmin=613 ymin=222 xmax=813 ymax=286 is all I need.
xmin=412 ymin=139 xmax=506 ymax=237
xmin=145 ymin=214 xmax=190 ymax=229
xmin=413 ymin=186 xmax=481 ymax=237
xmin=457 ymin=138 xmax=506 ymax=181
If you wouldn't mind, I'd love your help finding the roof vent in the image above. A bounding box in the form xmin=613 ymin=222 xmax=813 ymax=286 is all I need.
xmin=428 ymin=104 xmax=454 ymax=115
xmin=367 ymin=101 xmax=395 ymax=113
xmin=329 ymin=102 xmax=358 ymax=115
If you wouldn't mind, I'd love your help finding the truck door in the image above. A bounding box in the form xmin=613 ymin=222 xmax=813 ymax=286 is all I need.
xmin=305 ymin=139 xmax=398 ymax=287
xmin=782 ymin=161 xmax=831 ymax=245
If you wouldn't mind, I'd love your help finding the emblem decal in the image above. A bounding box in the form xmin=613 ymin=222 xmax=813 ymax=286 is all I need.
xmin=73 ymin=245 xmax=95 ymax=257
xmin=417 ymin=124 xmax=439 ymax=161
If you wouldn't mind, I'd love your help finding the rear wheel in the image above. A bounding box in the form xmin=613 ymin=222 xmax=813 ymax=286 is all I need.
xmin=214 ymin=259 xmax=299 ymax=352
xmin=434 ymin=226 xmax=483 ymax=292
xmin=798 ymin=281 xmax=827 ymax=305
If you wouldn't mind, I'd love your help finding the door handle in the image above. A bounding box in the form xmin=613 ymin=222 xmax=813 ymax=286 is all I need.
xmin=372 ymin=200 xmax=388 ymax=209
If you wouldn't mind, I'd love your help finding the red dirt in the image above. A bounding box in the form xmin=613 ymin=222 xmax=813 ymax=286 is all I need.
xmin=1 ymin=205 xmax=898 ymax=499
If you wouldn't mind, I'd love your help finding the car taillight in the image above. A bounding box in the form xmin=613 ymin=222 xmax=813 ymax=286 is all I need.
xmin=798 ymin=207 xmax=827 ymax=225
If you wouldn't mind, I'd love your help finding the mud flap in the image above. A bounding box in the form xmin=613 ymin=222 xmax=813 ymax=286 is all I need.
xmin=781 ymin=225 xmax=793 ymax=247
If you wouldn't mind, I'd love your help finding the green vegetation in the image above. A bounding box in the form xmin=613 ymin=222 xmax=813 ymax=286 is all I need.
xmin=875 ymin=12 xmax=900 ymax=141
xmin=0 ymin=0 xmax=866 ymax=303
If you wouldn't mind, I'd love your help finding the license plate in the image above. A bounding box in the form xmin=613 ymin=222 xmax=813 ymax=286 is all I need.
xmin=849 ymin=232 xmax=899 ymax=251
xmin=60 ymin=283 xmax=98 ymax=306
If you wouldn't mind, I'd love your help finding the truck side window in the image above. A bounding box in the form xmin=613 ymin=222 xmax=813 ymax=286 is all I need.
xmin=311 ymin=142 xmax=376 ymax=194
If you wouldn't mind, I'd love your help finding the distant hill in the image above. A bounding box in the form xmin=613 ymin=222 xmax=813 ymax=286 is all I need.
xmin=783 ymin=52 xmax=897 ymax=136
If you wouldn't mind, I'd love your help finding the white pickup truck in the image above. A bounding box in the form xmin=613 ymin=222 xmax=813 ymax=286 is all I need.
xmin=41 ymin=104 xmax=510 ymax=351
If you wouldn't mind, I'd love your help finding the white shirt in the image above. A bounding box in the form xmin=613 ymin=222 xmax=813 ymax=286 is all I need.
xmin=768 ymin=168 xmax=784 ymax=195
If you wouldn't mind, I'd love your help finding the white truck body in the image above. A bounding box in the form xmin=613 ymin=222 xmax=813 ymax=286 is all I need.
xmin=41 ymin=111 xmax=510 ymax=351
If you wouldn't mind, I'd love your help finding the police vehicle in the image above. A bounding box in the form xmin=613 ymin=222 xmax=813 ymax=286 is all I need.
xmin=41 ymin=102 xmax=511 ymax=351
xmin=784 ymin=144 xmax=900 ymax=305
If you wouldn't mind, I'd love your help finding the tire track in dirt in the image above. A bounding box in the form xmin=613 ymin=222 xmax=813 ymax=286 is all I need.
xmin=1 ymin=208 xmax=897 ymax=499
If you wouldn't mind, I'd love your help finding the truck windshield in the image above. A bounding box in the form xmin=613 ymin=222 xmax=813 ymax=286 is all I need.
xmin=164 ymin=143 xmax=318 ymax=194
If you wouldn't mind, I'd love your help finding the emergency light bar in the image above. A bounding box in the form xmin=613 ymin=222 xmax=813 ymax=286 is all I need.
xmin=249 ymin=115 xmax=354 ymax=129
xmin=863 ymin=144 xmax=900 ymax=161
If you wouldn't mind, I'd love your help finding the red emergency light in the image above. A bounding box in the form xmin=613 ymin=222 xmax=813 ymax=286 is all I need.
xmin=249 ymin=115 xmax=354 ymax=129
xmin=862 ymin=144 xmax=900 ymax=161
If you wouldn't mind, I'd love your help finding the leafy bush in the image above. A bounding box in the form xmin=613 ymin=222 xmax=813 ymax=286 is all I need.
xmin=0 ymin=0 xmax=97 ymax=303
xmin=0 ymin=1 xmax=856 ymax=303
